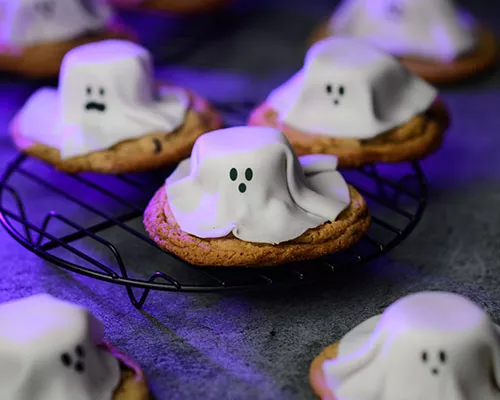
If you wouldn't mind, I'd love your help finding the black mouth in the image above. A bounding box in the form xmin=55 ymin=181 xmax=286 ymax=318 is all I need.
xmin=85 ymin=102 xmax=106 ymax=112
xmin=431 ymin=368 xmax=439 ymax=375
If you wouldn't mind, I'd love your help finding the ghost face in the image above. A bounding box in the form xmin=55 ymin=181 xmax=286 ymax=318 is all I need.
xmin=228 ymin=166 xmax=254 ymax=194
xmin=84 ymin=83 xmax=107 ymax=114
xmin=0 ymin=296 xmax=121 ymax=400
xmin=379 ymin=327 xmax=500 ymax=399
xmin=55 ymin=337 xmax=118 ymax=399
xmin=324 ymin=82 xmax=346 ymax=106
xmin=59 ymin=62 xmax=113 ymax=127
xmin=198 ymin=144 xmax=294 ymax=225
xmin=60 ymin=343 xmax=87 ymax=374
xmin=284 ymin=64 xmax=378 ymax=137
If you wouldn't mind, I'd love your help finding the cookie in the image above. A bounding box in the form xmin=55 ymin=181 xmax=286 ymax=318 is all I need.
xmin=308 ymin=0 xmax=498 ymax=84
xmin=11 ymin=88 xmax=221 ymax=174
xmin=105 ymin=0 xmax=231 ymax=14
xmin=309 ymin=342 xmax=339 ymax=400
xmin=248 ymin=100 xmax=449 ymax=168
xmin=10 ymin=40 xmax=222 ymax=174
xmin=0 ymin=0 xmax=136 ymax=79
xmin=145 ymin=184 xmax=369 ymax=267
xmin=144 ymin=126 xmax=370 ymax=267
xmin=102 ymin=341 xmax=150 ymax=400
xmin=249 ymin=37 xmax=450 ymax=168
xmin=310 ymin=291 xmax=500 ymax=400
xmin=0 ymin=294 xmax=149 ymax=400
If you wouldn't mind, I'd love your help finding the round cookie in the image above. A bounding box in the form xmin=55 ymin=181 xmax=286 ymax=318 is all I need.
xmin=102 ymin=341 xmax=149 ymax=400
xmin=144 ymin=126 xmax=371 ymax=267
xmin=145 ymin=184 xmax=369 ymax=267
xmin=249 ymin=100 xmax=449 ymax=168
xmin=104 ymin=0 xmax=231 ymax=14
xmin=248 ymin=37 xmax=450 ymax=168
xmin=310 ymin=291 xmax=500 ymax=400
xmin=0 ymin=0 xmax=135 ymax=79
xmin=310 ymin=342 xmax=340 ymax=400
xmin=10 ymin=40 xmax=222 ymax=174
xmin=308 ymin=0 xmax=498 ymax=84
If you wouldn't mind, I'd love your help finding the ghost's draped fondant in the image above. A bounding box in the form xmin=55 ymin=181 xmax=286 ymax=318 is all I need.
xmin=0 ymin=0 xmax=112 ymax=46
xmin=165 ymin=126 xmax=351 ymax=244
xmin=328 ymin=0 xmax=477 ymax=62
xmin=322 ymin=291 xmax=500 ymax=400
xmin=0 ymin=294 xmax=120 ymax=400
xmin=267 ymin=37 xmax=437 ymax=140
xmin=16 ymin=40 xmax=189 ymax=159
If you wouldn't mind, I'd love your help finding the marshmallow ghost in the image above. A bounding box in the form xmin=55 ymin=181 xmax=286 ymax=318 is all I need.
xmin=16 ymin=40 xmax=189 ymax=159
xmin=0 ymin=0 xmax=112 ymax=47
xmin=328 ymin=0 xmax=476 ymax=62
xmin=0 ymin=294 xmax=120 ymax=400
xmin=166 ymin=126 xmax=351 ymax=244
xmin=267 ymin=37 xmax=437 ymax=139
xmin=322 ymin=292 xmax=500 ymax=400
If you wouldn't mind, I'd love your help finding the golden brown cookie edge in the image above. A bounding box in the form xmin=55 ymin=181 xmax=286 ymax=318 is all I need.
xmin=143 ymin=184 xmax=371 ymax=267
xmin=0 ymin=19 xmax=137 ymax=79
xmin=309 ymin=342 xmax=340 ymax=400
xmin=98 ymin=341 xmax=150 ymax=400
xmin=400 ymin=25 xmax=498 ymax=84
xmin=247 ymin=101 xmax=449 ymax=168
xmin=10 ymin=88 xmax=222 ymax=174
xmin=308 ymin=21 xmax=498 ymax=85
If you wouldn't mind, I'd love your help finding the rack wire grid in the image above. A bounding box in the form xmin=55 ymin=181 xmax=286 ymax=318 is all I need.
xmin=0 ymin=103 xmax=428 ymax=308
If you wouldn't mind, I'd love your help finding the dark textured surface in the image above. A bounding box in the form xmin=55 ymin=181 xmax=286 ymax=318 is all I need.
xmin=1 ymin=1 xmax=500 ymax=399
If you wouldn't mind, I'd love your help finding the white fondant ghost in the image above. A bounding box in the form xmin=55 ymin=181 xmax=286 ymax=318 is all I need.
xmin=328 ymin=0 xmax=476 ymax=62
xmin=0 ymin=294 xmax=120 ymax=400
xmin=166 ymin=126 xmax=351 ymax=244
xmin=267 ymin=37 xmax=437 ymax=139
xmin=16 ymin=40 xmax=189 ymax=159
xmin=0 ymin=0 xmax=112 ymax=47
xmin=323 ymin=291 xmax=500 ymax=400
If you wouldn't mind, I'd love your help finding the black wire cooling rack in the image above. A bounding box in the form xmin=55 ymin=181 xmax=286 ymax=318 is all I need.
xmin=0 ymin=103 xmax=428 ymax=308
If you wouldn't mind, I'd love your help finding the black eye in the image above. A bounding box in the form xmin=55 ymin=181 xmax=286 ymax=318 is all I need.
xmin=421 ymin=351 xmax=428 ymax=362
xmin=338 ymin=85 xmax=345 ymax=96
xmin=439 ymin=351 xmax=446 ymax=363
xmin=229 ymin=168 xmax=238 ymax=181
xmin=61 ymin=353 xmax=72 ymax=366
xmin=326 ymin=84 xmax=332 ymax=94
xmin=75 ymin=345 xmax=85 ymax=358
xmin=99 ymin=87 xmax=105 ymax=96
xmin=86 ymin=86 xmax=92 ymax=95
xmin=75 ymin=362 xmax=85 ymax=373
xmin=245 ymin=168 xmax=253 ymax=181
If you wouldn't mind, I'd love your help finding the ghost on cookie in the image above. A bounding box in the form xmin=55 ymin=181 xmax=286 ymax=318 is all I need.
xmin=166 ymin=126 xmax=351 ymax=244
xmin=267 ymin=37 xmax=437 ymax=140
xmin=322 ymin=291 xmax=500 ymax=400
xmin=328 ymin=0 xmax=476 ymax=62
xmin=0 ymin=0 xmax=113 ymax=47
xmin=0 ymin=294 xmax=120 ymax=400
xmin=15 ymin=39 xmax=189 ymax=159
